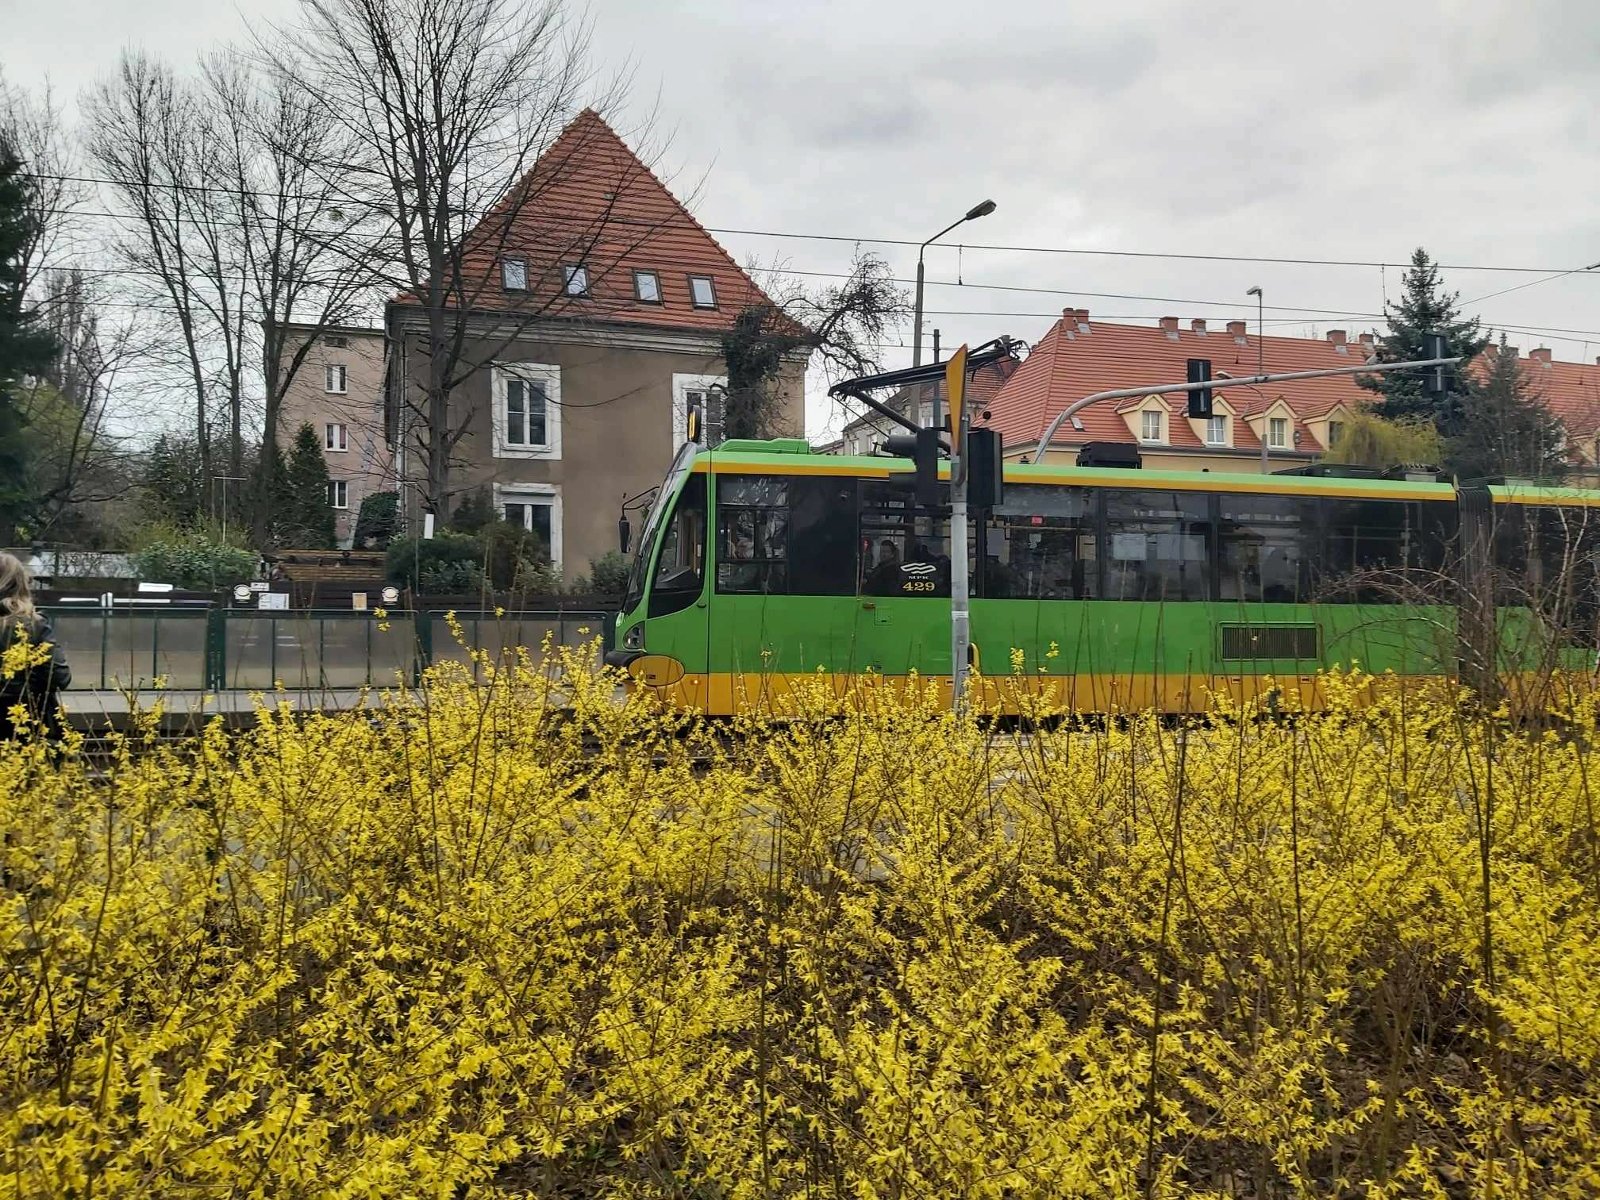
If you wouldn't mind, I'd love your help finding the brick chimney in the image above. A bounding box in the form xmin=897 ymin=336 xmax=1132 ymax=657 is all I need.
xmin=1506 ymin=346 xmax=1520 ymax=358
xmin=1159 ymin=316 xmax=1180 ymax=335
xmin=1358 ymin=333 xmax=1376 ymax=349
xmin=1227 ymin=320 xmax=1248 ymax=342
xmin=1190 ymin=318 xmax=1208 ymax=335
xmin=1529 ymin=347 xmax=1553 ymax=364
xmin=1326 ymin=329 xmax=1347 ymax=346
xmin=1075 ymin=308 xmax=1091 ymax=331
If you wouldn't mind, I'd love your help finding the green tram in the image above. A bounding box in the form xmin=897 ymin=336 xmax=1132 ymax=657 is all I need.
xmin=607 ymin=438 xmax=1600 ymax=715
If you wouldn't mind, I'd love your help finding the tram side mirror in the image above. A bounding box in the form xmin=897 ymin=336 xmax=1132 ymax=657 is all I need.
xmin=618 ymin=514 xmax=632 ymax=555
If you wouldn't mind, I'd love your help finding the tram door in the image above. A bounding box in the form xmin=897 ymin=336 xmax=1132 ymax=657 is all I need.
xmin=855 ymin=481 xmax=953 ymax=680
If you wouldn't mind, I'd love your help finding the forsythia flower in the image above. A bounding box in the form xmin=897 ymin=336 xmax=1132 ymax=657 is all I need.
xmin=1 ymin=654 xmax=1598 ymax=1197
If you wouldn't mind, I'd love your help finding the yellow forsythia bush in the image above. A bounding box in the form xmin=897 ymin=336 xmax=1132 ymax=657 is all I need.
xmin=5 ymin=644 xmax=1600 ymax=1198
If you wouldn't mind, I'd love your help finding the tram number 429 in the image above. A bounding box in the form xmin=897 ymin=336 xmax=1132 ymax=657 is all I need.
xmin=900 ymin=580 xmax=937 ymax=594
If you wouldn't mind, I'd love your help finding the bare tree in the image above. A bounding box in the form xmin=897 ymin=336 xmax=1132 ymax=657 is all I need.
xmin=85 ymin=51 xmax=381 ymax=539
xmin=201 ymin=52 xmax=380 ymax=542
xmin=262 ymin=0 xmax=667 ymax=518
xmin=722 ymin=252 xmax=909 ymax=440
xmin=84 ymin=54 xmax=224 ymax=492
xmin=18 ymin=269 xmax=145 ymax=539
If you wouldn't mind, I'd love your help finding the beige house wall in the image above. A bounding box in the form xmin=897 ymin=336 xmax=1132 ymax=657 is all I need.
xmin=391 ymin=316 xmax=806 ymax=582
xmin=277 ymin=326 xmax=392 ymax=547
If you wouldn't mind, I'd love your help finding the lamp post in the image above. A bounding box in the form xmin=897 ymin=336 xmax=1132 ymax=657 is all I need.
xmin=914 ymin=200 xmax=996 ymax=432
xmin=1246 ymin=286 xmax=1267 ymax=468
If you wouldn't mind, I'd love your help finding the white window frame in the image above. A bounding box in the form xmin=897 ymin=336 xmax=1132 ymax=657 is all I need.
xmin=1268 ymin=416 xmax=1289 ymax=449
xmin=325 ymin=364 xmax=347 ymax=394
xmin=1205 ymin=415 xmax=1227 ymax=446
xmin=672 ymin=372 xmax=726 ymax=447
xmin=687 ymin=274 xmax=718 ymax=309
xmin=502 ymin=257 xmax=527 ymax=291
xmin=327 ymin=480 xmax=348 ymax=509
xmin=494 ymin=482 xmax=563 ymax=569
xmin=491 ymin=362 xmax=561 ymax=459
xmin=1140 ymin=409 xmax=1163 ymax=443
xmin=563 ymin=263 xmax=590 ymax=297
xmin=325 ymin=422 xmax=348 ymax=452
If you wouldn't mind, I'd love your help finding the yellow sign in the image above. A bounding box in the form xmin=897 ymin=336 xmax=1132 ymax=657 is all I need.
xmin=945 ymin=344 xmax=969 ymax=433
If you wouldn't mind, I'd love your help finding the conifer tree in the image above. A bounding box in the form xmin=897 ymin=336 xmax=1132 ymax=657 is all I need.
xmin=1358 ymin=247 xmax=1488 ymax=436
xmin=1448 ymin=335 xmax=1569 ymax=481
xmin=0 ymin=132 xmax=58 ymax=538
xmin=282 ymin=422 xmax=335 ymax=547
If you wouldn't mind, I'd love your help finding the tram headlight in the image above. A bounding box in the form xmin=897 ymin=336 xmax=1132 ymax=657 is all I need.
xmin=623 ymin=623 xmax=645 ymax=650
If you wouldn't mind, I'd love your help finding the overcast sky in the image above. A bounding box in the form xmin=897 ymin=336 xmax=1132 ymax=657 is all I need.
xmin=5 ymin=0 xmax=1599 ymax=438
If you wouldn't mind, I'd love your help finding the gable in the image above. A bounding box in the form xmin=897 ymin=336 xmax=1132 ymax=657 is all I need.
xmin=432 ymin=110 xmax=785 ymax=335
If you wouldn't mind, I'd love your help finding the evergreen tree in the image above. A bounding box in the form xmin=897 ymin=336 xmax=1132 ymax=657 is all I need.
xmin=353 ymin=490 xmax=399 ymax=548
xmin=140 ymin=433 xmax=208 ymax=527
xmin=282 ymin=422 xmax=335 ymax=547
xmin=0 ymin=132 xmax=59 ymax=539
xmin=1447 ymin=335 xmax=1569 ymax=482
xmin=1358 ymin=247 xmax=1488 ymax=435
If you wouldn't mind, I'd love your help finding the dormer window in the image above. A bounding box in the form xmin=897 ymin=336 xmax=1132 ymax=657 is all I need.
xmin=1205 ymin=415 xmax=1227 ymax=446
xmin=1140 ymin=410 xmax=1163 ymax=443
xmin=1268 ymin=416 xmax=1289 ymax=448
xmin=1327 ymin=419 xmax=1345 ymax=449
xmin=502 ymin=257 xmax=527 ymax=291
xmin=633 ymin=269 xmax=661 ymax=303
xmin=688 ymin=274 xmax=717 ymax=309
xmin=563 ymin=264 xmax=590 ymax=297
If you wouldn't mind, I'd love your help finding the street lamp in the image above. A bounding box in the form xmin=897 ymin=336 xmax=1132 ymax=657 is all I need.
xmin=914 ymin=200 xmax=996 ymax=431
xmin=1246 ymin=286 xmax=1266 ymax=468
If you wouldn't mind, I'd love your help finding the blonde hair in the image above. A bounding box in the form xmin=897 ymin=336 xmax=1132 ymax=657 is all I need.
xmin=0 ymin=552 xmax=38 ymax=638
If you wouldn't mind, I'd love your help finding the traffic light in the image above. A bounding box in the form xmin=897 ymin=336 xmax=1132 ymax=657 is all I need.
xmin=1423 ymin=333 xmax=1449 ymax=397
xmin=883 ymin=427 xmax=942 ymax=507
xmin=1186 ymin=358 xmax=1213 ymax=418
xmin=966 ymin=427 xmax=1004 ymax=508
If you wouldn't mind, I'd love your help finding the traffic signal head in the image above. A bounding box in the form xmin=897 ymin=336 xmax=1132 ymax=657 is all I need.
xmin=882 ymin=427 xmax=943 ymax=507
xmin=1186 ymin=358 xmax=1213 ymax=418
xmin=1423 ymin=333 xmax=1449 ymax=397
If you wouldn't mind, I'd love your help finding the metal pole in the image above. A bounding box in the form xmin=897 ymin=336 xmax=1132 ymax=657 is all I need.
xmin=913 ymin=254 xmax=926 ymax=369
xmin=950 ymin=406 xmax=970 ymax=713
xmin=1248 ymin=287 xmax=1266 ymax=469
xmin=1031 ymin=356 xmax=1462 ymax=464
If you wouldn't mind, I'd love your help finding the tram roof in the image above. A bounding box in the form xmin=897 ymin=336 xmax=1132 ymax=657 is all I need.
xmin=693 ymin=440 xmax=1471 ymax=503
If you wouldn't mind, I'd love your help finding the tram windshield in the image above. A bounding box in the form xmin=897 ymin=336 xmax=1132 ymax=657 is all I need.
xmin=622 ymin=441 xmax=698 ymax=612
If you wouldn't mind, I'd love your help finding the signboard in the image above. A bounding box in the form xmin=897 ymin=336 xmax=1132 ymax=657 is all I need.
xmin=257 ymin=592 xmax=289 ymax=611
xmin=351 ymin=592 xmax=368 ymax=611
xmin=249 ymin=581 xmax=270 ymax=592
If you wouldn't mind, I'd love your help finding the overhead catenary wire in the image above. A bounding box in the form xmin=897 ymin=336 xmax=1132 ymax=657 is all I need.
xmin=18 ymin=167 xmax=1594 ymax=276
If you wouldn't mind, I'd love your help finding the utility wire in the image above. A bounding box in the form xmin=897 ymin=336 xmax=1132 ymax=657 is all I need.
xmin=18 ymin=167 xmax=1595 ymax=276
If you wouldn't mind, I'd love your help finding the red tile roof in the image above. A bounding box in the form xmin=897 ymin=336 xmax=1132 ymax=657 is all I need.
xmin=1478 ymin=345 xmax=1600 ymax=442
xmin=990 ymin=311 xmax=1600 ymax=464
xmin=403 ymin=109 xmax=787 ymax=335
xmin=988 ymin=311 xmax=1361 ymax=458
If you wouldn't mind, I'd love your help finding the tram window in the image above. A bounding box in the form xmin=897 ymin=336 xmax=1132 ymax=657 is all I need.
xmin=860 ymin=480 xmax=951 ymax=597
xmin=715 ymin=475 xmax=858 ymax=595
xmin=789 ymin=476 xmax=858 ymax=595
xmin=987 ymin=483 xmax=1096 ymax=599
xmin=1218 ymin=494 xmax=1309 ymax=604
xmin=1531 ymin=506 xmax=1600 ymax=643
xmin=717 ymin=475 xmax=788 ymax=594
xmin=648 ymin=474 xmax=706 ymax=617
xmin=1311 ymin=500 xmax=1413 ymax=603
xmin=1104 ymin=490 xmax=1211 ymax=602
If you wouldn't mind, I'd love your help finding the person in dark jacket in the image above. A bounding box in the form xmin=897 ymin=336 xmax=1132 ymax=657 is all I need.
xmin=0 ymin=552 xmax=71 ymax=740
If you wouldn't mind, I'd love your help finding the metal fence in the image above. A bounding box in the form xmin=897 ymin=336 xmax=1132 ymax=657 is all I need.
xmin=41 ymin=606 xmax=615 ymax=692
